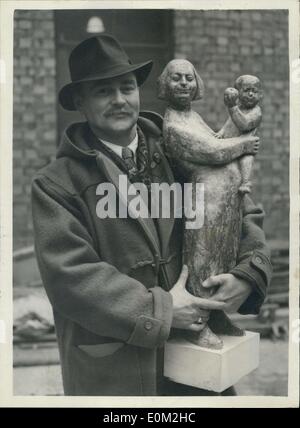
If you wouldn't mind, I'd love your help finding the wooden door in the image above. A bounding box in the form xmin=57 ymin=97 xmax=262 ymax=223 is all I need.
xmin=54 ymin=9 xmax=174 ymax=141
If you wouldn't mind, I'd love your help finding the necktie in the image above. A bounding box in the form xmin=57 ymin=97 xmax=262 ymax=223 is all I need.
xmin=122 ymin=147 xmax=138 ymax=178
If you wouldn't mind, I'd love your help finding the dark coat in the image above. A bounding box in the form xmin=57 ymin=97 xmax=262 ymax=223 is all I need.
xmin=32 ymin=115 xmax=272 ymax=396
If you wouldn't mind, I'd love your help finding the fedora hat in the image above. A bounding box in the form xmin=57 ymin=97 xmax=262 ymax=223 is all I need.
xmin=59 ymin=34 xmax=153 ymax=111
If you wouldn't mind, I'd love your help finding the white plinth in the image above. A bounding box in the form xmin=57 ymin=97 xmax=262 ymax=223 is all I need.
xmin=164 ymin=331 xmax=259 ymax=393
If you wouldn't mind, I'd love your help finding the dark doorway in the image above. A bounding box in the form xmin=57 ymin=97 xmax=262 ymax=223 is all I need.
xmin=54 ymin=9 xmax=174 ymax=141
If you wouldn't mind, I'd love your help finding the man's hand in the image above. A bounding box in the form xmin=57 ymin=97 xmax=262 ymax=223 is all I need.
xmin=202 ymin=273 xmax=252 ymax=313
xmin=170 ymin=265 xmax=226 ymax=332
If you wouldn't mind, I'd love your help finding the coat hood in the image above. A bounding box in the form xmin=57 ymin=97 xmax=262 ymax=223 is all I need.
xmin=56 ymin=115 xmax=162 ymax=161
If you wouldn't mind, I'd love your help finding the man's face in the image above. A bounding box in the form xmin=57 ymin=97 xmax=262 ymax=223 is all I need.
xmin=238 ymin=78 xmax=261 ymax=109
xmin=75 ymin=72 xmax=140 ymax=142
xmin=165 ymin=60 xmax=197 ymax=109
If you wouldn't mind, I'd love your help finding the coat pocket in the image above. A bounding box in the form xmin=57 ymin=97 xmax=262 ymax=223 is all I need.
xmin=69 ymin=342 xmax=143 ymax=395
xmin=77 ymin=342 xmax=124 ymax=358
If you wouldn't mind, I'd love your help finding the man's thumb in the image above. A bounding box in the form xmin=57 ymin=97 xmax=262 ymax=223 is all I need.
xmin=202 ymin=274 xmax=227 ymax=288
xmin=177 ymin=264 xmax=189 ymax=287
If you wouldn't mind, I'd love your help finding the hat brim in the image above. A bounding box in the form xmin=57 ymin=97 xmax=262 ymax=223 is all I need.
xmin=59 ymin=60 xmax=153 ymax=111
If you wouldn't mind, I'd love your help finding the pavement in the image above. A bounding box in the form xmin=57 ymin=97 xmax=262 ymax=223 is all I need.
xmin=13 ymin=337 xmax=288 ymax=397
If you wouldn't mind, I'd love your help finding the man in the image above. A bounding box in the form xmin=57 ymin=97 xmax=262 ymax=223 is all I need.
xmin=32 ymin=34 xmax=272 ymax=396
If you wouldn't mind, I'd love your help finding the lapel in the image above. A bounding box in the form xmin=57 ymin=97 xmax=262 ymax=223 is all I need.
xmin=149 ymin=140 xmax=177 ymax=258
xmin=85 ymin=121 xmax=177 ymax=260
xmin=96 ymin=151 xmax=161 ymax=258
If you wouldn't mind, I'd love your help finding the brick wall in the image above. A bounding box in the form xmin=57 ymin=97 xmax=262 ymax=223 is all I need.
xmin=13 ymin=9 xmax=289 ymax=249
xmin=173 ymin=10 xmax=289 ymax=242
xmin=13 ymin=10 xmax=57 ymax=249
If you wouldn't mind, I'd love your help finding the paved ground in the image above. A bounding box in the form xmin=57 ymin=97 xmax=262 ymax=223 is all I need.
xmin=235 ymin=338 xmax=288 ymax=396
xmin=14 ymin=338 xmax=288 ymax=396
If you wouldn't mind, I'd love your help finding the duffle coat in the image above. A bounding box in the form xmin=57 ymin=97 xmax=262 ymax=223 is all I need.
xmin=32 ymin=114 xmax=272 ymax=395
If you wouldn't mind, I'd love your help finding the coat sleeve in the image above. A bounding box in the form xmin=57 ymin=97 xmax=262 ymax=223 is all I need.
xmin=230 ymin=195 xmax=273 ymax=314
xmin=31 ymin=176 xmax=173 ymax=349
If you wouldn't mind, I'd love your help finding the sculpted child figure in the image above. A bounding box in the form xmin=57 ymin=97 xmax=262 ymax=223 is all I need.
xmin=158 ymin=60 xmax=260 ymax=349
xmin=218 ymin=75 xmax=263 ymax=194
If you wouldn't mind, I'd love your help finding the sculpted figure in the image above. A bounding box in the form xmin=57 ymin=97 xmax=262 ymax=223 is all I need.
xmin=218 ymin=75 xmax=263 ymax=194
xmin=158 ymin=60 xmax=260 ymax=349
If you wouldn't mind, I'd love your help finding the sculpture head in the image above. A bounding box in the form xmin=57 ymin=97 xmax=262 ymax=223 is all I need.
xmin=234 ymin=75 xmax=262 ymax=109
xmin=157 ymin=59 xmax=204 ymax=110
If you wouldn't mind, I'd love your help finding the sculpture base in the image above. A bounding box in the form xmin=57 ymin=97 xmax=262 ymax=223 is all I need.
xmin=164 ymin=331 xmax=259 ymax=393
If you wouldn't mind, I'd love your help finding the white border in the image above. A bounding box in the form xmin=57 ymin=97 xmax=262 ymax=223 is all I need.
xmin=0 ymin=0 xmax=299 ymax=408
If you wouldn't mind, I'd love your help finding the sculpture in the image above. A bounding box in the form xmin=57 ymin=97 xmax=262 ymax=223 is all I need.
xmin=218 ymin=75 xmax=263 ymax=194
xmin=158 ymin=60 xmax=261 ymax=349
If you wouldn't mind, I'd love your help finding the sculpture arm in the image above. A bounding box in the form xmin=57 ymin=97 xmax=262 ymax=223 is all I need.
xmin=165 ymin=126 xmax=254 ymax=166
xmin=228 ymin=105 xmax=262 ymax=132
xmin=230 ymin=195 xmax=272 ymax=314
xmin=215 ymin=118 xmax=231 ymax=138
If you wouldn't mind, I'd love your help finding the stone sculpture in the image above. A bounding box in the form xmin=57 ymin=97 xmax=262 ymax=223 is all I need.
xmin=158 ymin=60 xmax=261 ymax=349
xmin=218 ymin=75 xmax=263 ymax=194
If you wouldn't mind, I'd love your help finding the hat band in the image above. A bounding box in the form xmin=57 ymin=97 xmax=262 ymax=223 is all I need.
xmin=71 ymin=62 xmax=140 ymax=83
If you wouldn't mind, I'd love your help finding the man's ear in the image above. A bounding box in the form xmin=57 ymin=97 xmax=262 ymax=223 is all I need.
xmin=72 ymin=86 xmax=84 ymax=112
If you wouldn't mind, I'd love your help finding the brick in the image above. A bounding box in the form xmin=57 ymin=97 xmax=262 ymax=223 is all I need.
xmin=33 ymin=11 xmax=53 ymax=20
xmin=217 ymin=36 xmax=228 ymax=46
xmin=240 ymin=46 xmax=251 ymax=56
xmin=44 ymin=58 xmax=55 ymax=69
xmin=19 ymin=37 xmax=31 ymax=49
xmin=19 ymin=20 xmax=32 ymax=30
xmin=252 ymin=12 xmax=262 ymax=21
xmin=33 ymin=85 xmax=47 ymax=95
xmin=264 ymin=47 xmax=274 ymax=56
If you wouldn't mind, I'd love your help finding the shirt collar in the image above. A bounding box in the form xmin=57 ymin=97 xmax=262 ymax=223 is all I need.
xmin=99 ymin=133 xmax=138 ymax=161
